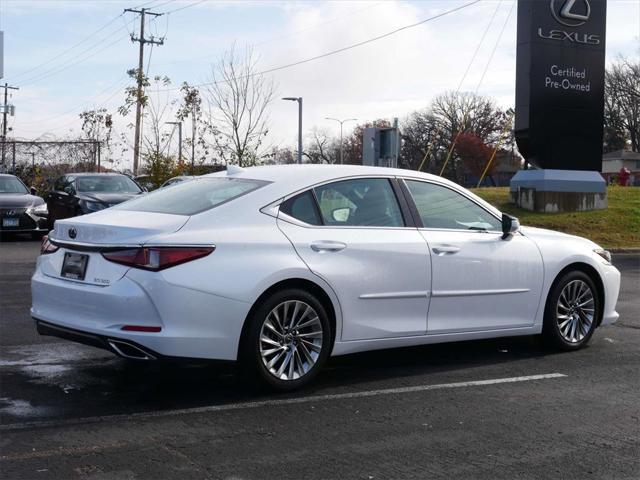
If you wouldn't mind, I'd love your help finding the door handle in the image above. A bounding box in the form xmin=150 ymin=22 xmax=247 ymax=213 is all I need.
xmin=432 ymin=245 xmax=460 ymax=255
xmin=310 ymin=241 xmax=347 ymax=253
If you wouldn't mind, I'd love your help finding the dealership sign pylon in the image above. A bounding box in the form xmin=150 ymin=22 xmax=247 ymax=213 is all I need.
xmin=511 ymin=0 xmax=608 ymax=212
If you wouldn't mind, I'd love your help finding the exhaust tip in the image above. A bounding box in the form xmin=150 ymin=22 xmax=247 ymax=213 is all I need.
xmin=108 ymin=339 xmax=156 ymax=361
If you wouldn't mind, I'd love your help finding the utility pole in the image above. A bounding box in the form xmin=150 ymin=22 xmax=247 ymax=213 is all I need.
xmin=97 ymin=141 xmax=101 ymax=172
xmin=325 ymin=117 xmax=357 ymax=164
xmin=165 ymin=121 xmax=183 ymax=167
xmin=283 ymin=97 xmax=303 ymax=164
xmin=1 ymin=83 xmax=19 ymax=169
xmin=124 ymin=8 xmax=164 ymax=176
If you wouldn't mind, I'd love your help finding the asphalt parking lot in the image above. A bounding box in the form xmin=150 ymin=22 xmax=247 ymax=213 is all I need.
xmin=0 ymin=236 xmax=639 ymax=480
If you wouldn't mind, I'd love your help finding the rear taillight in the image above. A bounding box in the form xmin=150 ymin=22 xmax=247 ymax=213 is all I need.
xmin=102 ymin=246 xmax=214 ymax=271
xmin=40 ymin=235 xmax=59 ymax=255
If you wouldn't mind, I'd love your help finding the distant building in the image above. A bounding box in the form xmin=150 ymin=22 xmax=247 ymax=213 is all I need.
xmin=602 ymin=150 xmax=640 ymax=186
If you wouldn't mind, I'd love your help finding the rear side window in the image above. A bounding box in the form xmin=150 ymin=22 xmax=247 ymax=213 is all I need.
xmin=113 ymin=177 xmax=268 ymax=215
xmin=314 ymin=178 xmax=404 ymax=227
xmin=280 ymin=191 xmax=321 ymax=225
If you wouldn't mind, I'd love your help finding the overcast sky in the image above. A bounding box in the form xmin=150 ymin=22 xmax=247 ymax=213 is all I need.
xmin=1 ymin=0 xmax=639 ymax=161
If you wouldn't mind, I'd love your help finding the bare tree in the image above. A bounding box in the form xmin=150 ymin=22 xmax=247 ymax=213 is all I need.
xmin=304 ymin=128 xmax=339 ymax=164
xmin=79 ymin=108 xmax=113 ymax=168
xmin=204 ymin=45 xmax=276 ymax=167
xmin=141 ymin=75 xmax=176 ymax=160
xmin=605 ymin=56 xmax=640 ymax=152
xmin=177 ymin=82 xmax=210 ymax=167
xmin=413 ymin=92 xmax=510 ymax=181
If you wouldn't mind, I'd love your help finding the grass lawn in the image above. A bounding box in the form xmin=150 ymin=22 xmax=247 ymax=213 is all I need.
xmin=471 ymin=186 xmax=640 ymax=249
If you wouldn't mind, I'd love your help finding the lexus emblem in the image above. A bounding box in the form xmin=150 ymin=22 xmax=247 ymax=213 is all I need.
xmin=68 ymin=228 xmax=77 ymax=239
xmin=551 ymin=0 xmax=591 ymax=27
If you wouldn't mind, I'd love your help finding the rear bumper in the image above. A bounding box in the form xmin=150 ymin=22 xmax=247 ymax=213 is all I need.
xmin=31 ymin=266 xmax=251 ymax=361
xmin=35 ymin=319 xmax=159 ymax=360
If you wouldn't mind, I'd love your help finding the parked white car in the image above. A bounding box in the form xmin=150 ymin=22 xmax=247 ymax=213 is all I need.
xmin=32 ymin=165 xmax=620 ymax=390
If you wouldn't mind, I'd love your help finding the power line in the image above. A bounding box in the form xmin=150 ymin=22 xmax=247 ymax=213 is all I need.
xmin=455 ymin=0 xmax=503 ymax=92
xmin=475 ymin=1 xmax=516 ymax=93
xmin=154 ymin=1 xmax=385 ymax=68
xmin=162 ymin=0 xmax=207 ymax=15
xmin=15 ymin=75 xmax=129 ymax=127
xmin=7 ymin=14 xmax=125 ymax=82
xmin=159 ymin=0 xmax=482 ymax=92
xmin=18 ymin=30 xmax=132 ymax=87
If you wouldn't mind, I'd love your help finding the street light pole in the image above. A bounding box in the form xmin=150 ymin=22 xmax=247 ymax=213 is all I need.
xmin=325 ymin=117 xmax=357 ymax=164
xmin=283 ymin=97 xmax=303 ymax=164
xmin=166 ymin=121 xmax=183 ymax=167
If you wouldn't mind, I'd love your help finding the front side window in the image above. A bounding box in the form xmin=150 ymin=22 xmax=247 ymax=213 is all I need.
xmin=313 ymin=178 xmax=404 ymax=227
xmin=0 ymin=176 xmax=28 ymax=194
xmin=405 ymin=180 xmax=501 ymax=231
xmin=76 ymin=175 xmax=142 ymax=194
xmin=53 ymin=176 xmax=67 ymax=192
xmin=114 ymin=177 xmax=268 ymax=215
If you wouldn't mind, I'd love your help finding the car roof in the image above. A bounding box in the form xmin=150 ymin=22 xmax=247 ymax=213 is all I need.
xmin=66 ymin=172 xmax=128 ymax=177
xmin=206 ymin=164 xmax=459 ymax=191
xmin=0 ymin=173 xmax=18 ymax=178
xmin=204 ymin=164 xmax=501 ymax=218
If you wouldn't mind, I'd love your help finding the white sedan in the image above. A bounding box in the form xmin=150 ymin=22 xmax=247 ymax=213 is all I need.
xmin=32 ymin=165 xmax=621 ymax=390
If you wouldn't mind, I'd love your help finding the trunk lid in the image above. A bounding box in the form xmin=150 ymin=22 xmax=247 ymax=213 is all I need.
xmin=44 ymin=210 xmax=189 ymax=286
xmin=51 ymin=210 xmax=189 ymax=245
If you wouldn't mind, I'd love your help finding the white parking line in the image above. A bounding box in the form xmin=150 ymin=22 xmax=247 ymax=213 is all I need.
xmin=0 ymin=373 xmax=566 ymax=432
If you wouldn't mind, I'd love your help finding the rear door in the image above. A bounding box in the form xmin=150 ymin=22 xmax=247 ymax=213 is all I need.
xmin=277 ymin=177 xmax=431 ymax=341
xmin=402 ymin=179 xmax=544 ymax=334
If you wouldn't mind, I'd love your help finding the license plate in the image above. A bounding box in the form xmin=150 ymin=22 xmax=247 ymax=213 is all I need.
xmin=61 ymin=253 xmax=89 ymax=281
xmin=2 ymin=217 xmax=19 ymax=227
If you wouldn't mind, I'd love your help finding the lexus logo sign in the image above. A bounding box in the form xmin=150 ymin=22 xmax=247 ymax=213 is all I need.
xmin=551 ymin=0 xmax=591 ymax=27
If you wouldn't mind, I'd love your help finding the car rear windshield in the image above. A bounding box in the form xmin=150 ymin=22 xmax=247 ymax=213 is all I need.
xmin=0 ymin=176 xmax=28 ymax=194
xmin=112 ymin=177 xmax=269 ymax=215
xmin=76 ymin=175 xmax=142 ymax=194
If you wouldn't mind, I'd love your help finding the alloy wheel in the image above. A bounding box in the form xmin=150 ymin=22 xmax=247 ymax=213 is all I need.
xmin=556 ymin=279 xmax=595 ymax=343
xmin=259 ymin=300 xmax=324 ymax=381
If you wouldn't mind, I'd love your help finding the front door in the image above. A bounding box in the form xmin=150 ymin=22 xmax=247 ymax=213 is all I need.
xmin=277 ymin=177 xmax=431 ymax=341
xmin=403 ymin=179 xmax=544 ymax=334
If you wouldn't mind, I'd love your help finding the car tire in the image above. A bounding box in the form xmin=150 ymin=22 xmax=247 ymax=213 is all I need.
xmin=240 ymin=288 xmax=332 ymax=391
xmin=542 ymin=270 xmax=600 ymax=350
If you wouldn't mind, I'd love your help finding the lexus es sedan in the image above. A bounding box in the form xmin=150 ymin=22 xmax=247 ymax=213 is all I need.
xmin=0 ymin=173 xmax=48 ymax=238
xmin=46 ymin=173 xmax=145 ymax=229
xmin=32 ymin=165 xmax=621 ymax=390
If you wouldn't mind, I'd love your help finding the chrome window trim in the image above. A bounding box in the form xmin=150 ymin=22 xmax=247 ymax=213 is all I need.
xmin=266 ymin=175 xmax=415 ymax=230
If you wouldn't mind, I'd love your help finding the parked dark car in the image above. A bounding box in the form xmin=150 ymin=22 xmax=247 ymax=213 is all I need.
xmin=160 ymin=175 xmax=196 ymax=189
xmin=46 ymin=173 xmax=145 ymax=229
xmin=0 ymin=173 xmax=48 ymax=238
xmin=134 ymin=174 xmax=157 ymax=191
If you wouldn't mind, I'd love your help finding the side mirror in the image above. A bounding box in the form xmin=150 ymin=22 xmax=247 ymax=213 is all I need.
xmin=332 ymin=207 xmax=351 ymax=222
xmin=30 ymin=186 xmax=37 ymax=195
xmin=63 ymin=186 xmax=74 ymax=195
xmin=501 ymin=213 xmax=520 ymax=239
